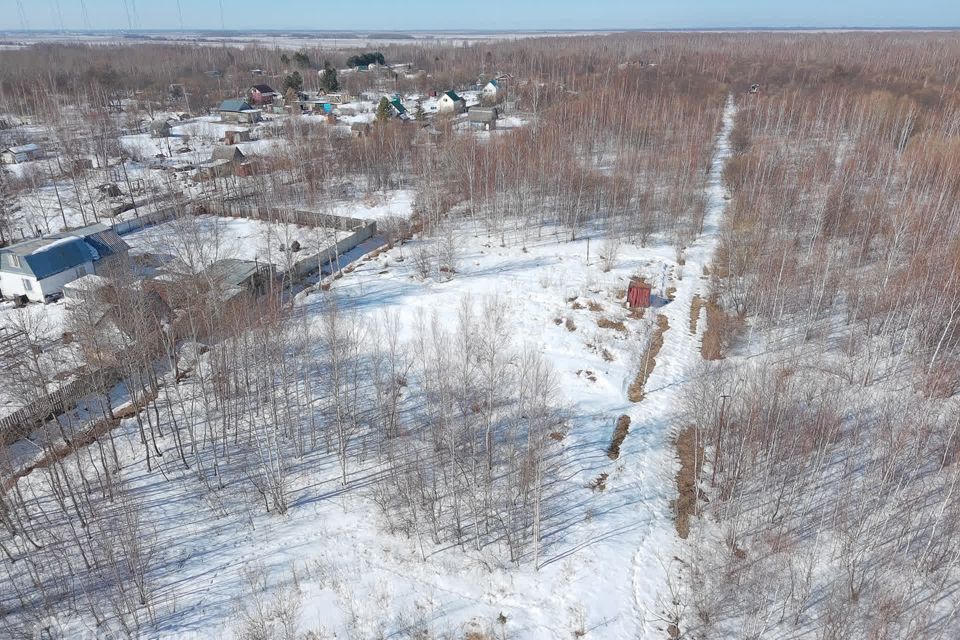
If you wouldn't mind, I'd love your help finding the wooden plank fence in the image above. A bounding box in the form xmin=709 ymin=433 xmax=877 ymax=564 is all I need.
xmin=0 ymin=367 xmax=123 ymax=445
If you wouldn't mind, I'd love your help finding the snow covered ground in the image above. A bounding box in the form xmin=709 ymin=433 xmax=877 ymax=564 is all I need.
xmin=328 ymin=189 xmax=415 ymax=221
xmin=122 ymin=215 xmax=352 ymax=268
xmin=0 ymin=299 xmax=78 ymax=418
xmin=8 ymin=97 xmax=735 ymax=639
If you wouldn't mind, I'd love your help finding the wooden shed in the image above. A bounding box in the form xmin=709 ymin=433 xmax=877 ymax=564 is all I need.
xmin=627 ymin=279 xmax=652 ymax=308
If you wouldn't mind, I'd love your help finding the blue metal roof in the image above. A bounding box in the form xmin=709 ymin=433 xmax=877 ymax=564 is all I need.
xmin=21 ymin=237 xmax=97 ymax=280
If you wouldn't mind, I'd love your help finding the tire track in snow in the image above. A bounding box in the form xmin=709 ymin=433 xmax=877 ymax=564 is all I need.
xmin=627 ymin=95 xmax=736 ymax=636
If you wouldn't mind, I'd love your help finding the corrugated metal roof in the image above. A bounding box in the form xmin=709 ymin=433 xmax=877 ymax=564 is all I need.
xmin=469 ymin=107 xmax=498 ymax=123
xmin=219 ymin=99 xmax=254 ymax=112
xmin=5 ymin=143 xmax=39 ymax=154
xmin=444 ymin=90 xmax=463 ymax=102
xmin=205 ymin=258 xmax=267 ymax=287
xmin=83 ymin=229 xmax=129 ymax=258
xmin=1 ymin=223 xmax=128 ymax=279
xmin=19 ymin=237 xmax=97 ymax=280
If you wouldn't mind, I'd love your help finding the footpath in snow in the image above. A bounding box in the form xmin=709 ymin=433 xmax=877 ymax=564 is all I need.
xmin=627 ymin=95 xmax=736 ymax=635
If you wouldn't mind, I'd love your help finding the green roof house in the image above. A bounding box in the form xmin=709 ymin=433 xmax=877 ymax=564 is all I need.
xmin=438 ymin=90 xmax=466 ymax=114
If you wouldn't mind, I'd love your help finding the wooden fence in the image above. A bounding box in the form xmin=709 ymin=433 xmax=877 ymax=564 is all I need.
xmin=0 ymin=367 xmax=123 ymax=445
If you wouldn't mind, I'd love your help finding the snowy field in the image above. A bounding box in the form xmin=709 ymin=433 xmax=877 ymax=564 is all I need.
xmin=0 ymin=30 xmax=606 ymax=50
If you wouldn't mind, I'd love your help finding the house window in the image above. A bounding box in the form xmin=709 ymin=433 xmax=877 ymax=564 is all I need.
xmin=8 ymin=254 xmax=20 ymax=268
xmin=22 ymin=278 xmax=32 ymax=292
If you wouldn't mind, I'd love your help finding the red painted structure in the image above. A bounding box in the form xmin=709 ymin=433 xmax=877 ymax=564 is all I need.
xmin=627 ymin=279 xmax=652 ymax=308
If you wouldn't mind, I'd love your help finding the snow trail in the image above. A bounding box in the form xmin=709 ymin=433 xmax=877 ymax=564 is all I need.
xmin=627 ymin=95 xmax=736 ymax=634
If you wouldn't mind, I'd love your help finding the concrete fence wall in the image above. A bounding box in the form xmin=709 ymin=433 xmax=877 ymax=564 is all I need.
xmin=191 ymin=199 xmax=378 ymax=282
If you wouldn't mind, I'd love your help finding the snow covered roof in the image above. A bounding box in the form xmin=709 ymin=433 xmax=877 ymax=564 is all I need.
xmin=64 ymin=273 xmax=109 ymax=290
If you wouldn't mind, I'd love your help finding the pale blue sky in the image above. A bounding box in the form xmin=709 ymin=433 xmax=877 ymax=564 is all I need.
xmin=3 ymin=0 xmax=959 ymax=31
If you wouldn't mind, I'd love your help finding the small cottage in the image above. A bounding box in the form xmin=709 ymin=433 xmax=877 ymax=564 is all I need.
xmin=196 ymin=146 xmax=248 ymax=179
xmin=389 ymin=97 xmax=409 ymax=119
xmin=1 ymin=143 xmax=41 ymax=165
xmin=437 ymin=90 xmax=466 ymax=115
xmin=211 ymin=146 xmax=246 ymax=165
xmin=250 ymin=84 xmax=280 ymax=105
xmin=468 ymin=107 xmax=499 ymax=130
xmin=223 ymin=129 xmax=252 ymax=145
xmin=481 ymin=80 xmax=500 ymax=102
xmin=218 ymin=99 xmax=262 ymax=124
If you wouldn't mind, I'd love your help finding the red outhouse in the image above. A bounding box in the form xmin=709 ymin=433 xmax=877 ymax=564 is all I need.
xmin=627 ymin=279 xmax=652 ymax=308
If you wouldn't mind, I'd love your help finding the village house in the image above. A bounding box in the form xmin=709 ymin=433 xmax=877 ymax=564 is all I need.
xmin=250 ymin=84 xmax=280 ymax=105
xmin=481 ymin=80 xmax=500 ymax=102
xmin=1 ymin=143 xmax=42 ymax=165
xmin=0 ymin=223 xmax=129 ymax=303
xmin=218 ymin=99 xmax=262 ymax=124
xmin=195 ymin=146 xmax=248 ymax=180
xmin=437 ymin=90 xmax=466 ymax=115
xmin=223 ymin=129 xmax=252 ymax=145
xmin=149 ymin=258 xmax=274 ymax=312
xmin=389 ymin=97 xmax=409 ymax=119
xmin=468 ymin=106 xmax=499 ymax=130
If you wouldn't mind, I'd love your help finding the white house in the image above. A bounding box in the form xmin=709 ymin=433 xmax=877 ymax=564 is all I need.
xmin=437 ymin=90 xmax=466 ymax=114
xmin=482 ymin=80 xmax=500 ymax=102
xmin=0 ymin=224 xmax=129 ymax=302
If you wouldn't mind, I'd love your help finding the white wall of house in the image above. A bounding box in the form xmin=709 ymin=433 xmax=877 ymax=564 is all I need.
xmin=438 ymin=95 xmax=464 ymax=114
xmin=0 ymin=262 xmax=93 ymax=302
xmin=482 ymin=83 xmax=499 ymax=99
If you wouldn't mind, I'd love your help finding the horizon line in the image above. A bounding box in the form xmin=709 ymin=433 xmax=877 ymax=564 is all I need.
xmin=2 ymin=26 xmax=960 ymax=35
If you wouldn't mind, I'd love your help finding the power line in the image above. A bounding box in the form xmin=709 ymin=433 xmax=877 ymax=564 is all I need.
xmin=80 ymin=0 xmax=92 ymax=29
xmin=176 ymin=0 xmax=184 ymax=30
xmin=130 ymin=0 xmax=141 ymax=29
xmin=218 ymin=0 xmax=225 ymax=30
xmin=49 ymin=0 xmax=65 ymax=32
xmin=15 ymin=0 xmax=30 ymax=30
xmin=121 ymin=0 xmax=133 ymax=30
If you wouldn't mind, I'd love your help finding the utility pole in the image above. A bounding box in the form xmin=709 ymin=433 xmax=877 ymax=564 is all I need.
xmin=711 ymin=393 xmax=730 ymax=487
